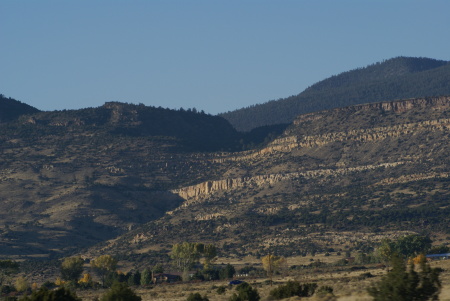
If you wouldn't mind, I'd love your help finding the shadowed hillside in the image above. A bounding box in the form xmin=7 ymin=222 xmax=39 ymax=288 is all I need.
xmin=0 ymin=102 xmax=247 ymax=257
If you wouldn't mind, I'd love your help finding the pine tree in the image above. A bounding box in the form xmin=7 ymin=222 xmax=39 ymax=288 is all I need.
xmin=367 ymin=254 xmax=441 ymax=301
xmin=140 ymin=268 xmax=151 ymax=286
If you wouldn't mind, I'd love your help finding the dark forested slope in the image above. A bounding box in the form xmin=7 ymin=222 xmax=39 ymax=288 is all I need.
xmin=0 ymin=94 xmax=40 ymax=122
xmin=220 ymin=57 xmax=450 ymax=131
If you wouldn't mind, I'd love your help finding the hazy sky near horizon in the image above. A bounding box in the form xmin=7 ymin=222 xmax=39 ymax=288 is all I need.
xmin=1 ymin=1 xmax=449 ymax=114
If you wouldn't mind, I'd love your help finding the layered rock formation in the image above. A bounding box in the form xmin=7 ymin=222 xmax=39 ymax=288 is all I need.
xmin=174 ymin=96 xmax=450 ymax=202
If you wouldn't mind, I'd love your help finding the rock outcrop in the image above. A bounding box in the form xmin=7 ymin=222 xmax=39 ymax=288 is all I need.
xmin=211 ymin=96 xmax=450 ymax=163
xmin=172 ymin=161 xmax=406 ymax=202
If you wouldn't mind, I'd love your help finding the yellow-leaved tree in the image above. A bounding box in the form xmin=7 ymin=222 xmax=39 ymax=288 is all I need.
xmin=15 ymin=276 xmax=29 ymax=292
xmin=55 ymin=277 xmax=65 ymax=286
xmin=261 ymin=254 xmax=287 ymax=285
xmin=61 ymin=256 xmax=84 ymax=282
xmin=170 ymin=242 xmax=203 ymax=271
xmin=78 ymin=273 xmax=93 ymax=287
xmin=91 ymin=255 xmax=118 ymax=287
xmin=411 ymin=253 xmax=427 ymax=265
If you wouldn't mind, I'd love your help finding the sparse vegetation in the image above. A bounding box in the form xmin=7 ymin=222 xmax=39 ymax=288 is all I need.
xmin=0 ymin=261 xmax=19 ymax=286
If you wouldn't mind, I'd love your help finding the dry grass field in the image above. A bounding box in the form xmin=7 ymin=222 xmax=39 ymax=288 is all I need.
xmin=73 ymin=256 xmax=450 ymax=301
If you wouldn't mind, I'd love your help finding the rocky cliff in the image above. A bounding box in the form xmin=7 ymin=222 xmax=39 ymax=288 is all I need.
xmin=172 ymin=96 xmax=450 ymax=203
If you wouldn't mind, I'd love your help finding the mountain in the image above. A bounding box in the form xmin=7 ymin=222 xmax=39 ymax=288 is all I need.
xmin=1 ymin=74 xmax=450 ymax=265
xmin=0 ymin=94 xmax=40 ymax=122
xmin=91 ymin=96 xmax=450 ymax=262
xmin=0 ymin=102 xmax=245 ymax=257
xmin=220 ymin=57 xmax=450 ymax=131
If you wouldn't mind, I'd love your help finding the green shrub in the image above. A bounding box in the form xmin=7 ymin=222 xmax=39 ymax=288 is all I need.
xmin=316 ymin=285 xmax=334 ymax=295
xmin=19 ymin=287 xmax=81 ymax=301
xmin=229 ymin=282 xmax=260 ymax=301
xmin=100 ymin=282 xmax=141 ymax=301
xmin=187 ymin=292 xmax=209 ymax=301
xmin=269 ymin=281 xmax=317 ymax=299
xmin=216 ymin=285 xmax=226 ymax=295
xmin=358 ymin=272 xmax=374 ymax=280
xmin=1 ymin=285 xmax=15 ymax=294
xmin=40 ymin=281 xmax=56 ymax=289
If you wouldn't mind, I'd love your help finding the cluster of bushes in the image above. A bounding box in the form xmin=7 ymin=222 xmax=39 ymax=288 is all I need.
xmin=269 ymin=281 xmax=318 ymax=299
xmin=268 ymin=281 xmax=335 ymax=300
xmin=191 ymin=264 xmax=236 ymax=281
xmin=6 ymin=282 xmax=142 ymax=301
xmin=229 ymin=282 xmax=260 ymax=301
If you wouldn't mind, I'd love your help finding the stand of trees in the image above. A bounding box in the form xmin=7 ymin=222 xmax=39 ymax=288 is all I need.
xmin=368 ymin=254 xmax=441 ymax=301
xmin=377 ymin=234 xmax=432 ymax=263
xmin=170 ymin=242 xmax=217 ymax=272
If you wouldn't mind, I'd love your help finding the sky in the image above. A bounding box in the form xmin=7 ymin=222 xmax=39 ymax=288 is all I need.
xmin=1 ymin=1 xmax=450 ymax=115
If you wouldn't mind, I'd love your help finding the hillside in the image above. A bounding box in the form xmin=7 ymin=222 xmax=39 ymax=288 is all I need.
xmin=0 ymin=102 xmax=246 ymax=257
xmin=0 ymin=94 xmax=40 ymax=122
xmin=1 ymin=92 xmax=450 ymax=269
xmin=220 ymin=57 xmax=450 ymax=131
xmin=2 ymin=96 xmax=450 ymax=261
xmin=94 ymin=96 xmax=450 ymax=264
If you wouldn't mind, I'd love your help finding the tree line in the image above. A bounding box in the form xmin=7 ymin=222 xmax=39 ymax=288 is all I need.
xmin=1 ymin=235 xmax=445 ymax=300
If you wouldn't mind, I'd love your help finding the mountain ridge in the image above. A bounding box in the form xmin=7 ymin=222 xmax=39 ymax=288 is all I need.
xmin=220 ymin=56 xmax=450 ymax=131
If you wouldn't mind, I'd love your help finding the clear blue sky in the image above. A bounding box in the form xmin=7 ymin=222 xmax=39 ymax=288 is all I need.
xmin=1 ymin=1 xmax=449 ymax=114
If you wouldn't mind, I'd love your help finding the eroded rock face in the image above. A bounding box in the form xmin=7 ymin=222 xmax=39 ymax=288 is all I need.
xmin=172 ymin=162 xmax=408 ymax=202
xmin=294 ymin=96 xmax=450 ymax=125
xmin=173 ymin=96 xmax=450 ymax=202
